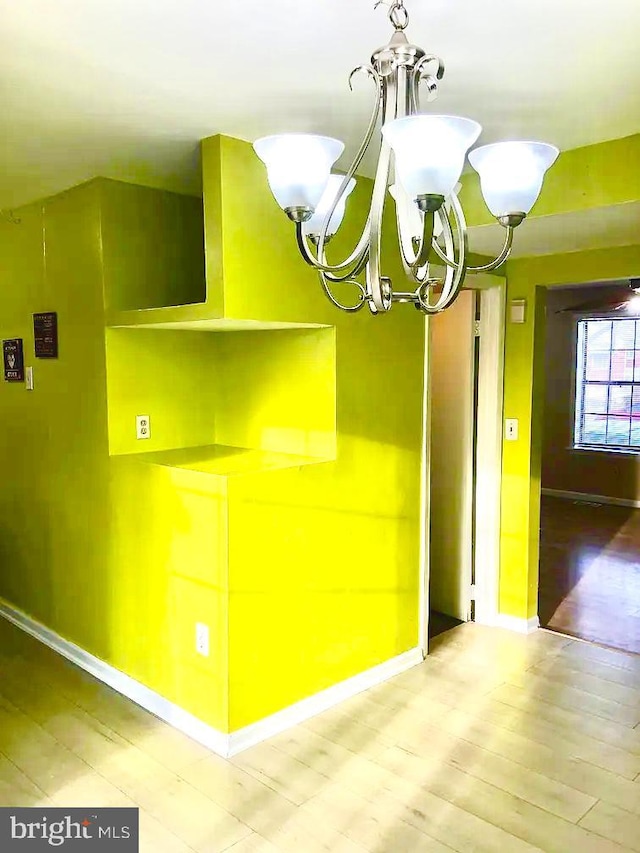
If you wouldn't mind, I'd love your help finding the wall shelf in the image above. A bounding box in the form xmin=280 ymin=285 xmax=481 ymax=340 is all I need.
xmin=107 ymin=303 xmax=329 ymax=332
xmin=113 ymin=443 xmax=330 ymax=477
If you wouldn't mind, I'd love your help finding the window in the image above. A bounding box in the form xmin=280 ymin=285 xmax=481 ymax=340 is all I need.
xmin=574 ymin=318 xmax=640 ymax=450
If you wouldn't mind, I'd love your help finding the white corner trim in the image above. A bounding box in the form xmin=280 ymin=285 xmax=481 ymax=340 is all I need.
xmin=493 ymin=613 xmax=540 ymax=634
xmin=227 ymin=646 xmax=423 ymax=756
xmin=541 ymin=487 xmax=640 ymax=509
xmin=0 ymin=598 xmax=423 ymax=758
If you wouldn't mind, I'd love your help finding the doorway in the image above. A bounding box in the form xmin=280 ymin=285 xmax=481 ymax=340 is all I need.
xmin=422 ymin=276 xmax=505 ymax=650
xmin=538 ymin=281 xmax=640 ymax=654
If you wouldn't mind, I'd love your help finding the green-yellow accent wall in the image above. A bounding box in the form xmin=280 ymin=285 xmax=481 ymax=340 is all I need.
xmin=0 ymin=144 xmax=426 ymax=735
xmin=2 ymin=128 xmax=638 ymax=734
xmin=500 ymin=245 xmax=640 ymax=620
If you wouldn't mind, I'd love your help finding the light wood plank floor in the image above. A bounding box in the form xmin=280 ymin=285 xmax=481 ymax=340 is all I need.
xmin=1 ymin=617 xmax=640 ymax=852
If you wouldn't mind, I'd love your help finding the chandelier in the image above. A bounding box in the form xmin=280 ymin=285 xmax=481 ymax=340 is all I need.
xmin=253 ymin=0 xmax=559 ymax=315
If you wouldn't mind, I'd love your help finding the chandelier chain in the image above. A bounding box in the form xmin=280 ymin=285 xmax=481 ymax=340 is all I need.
xmin=390 ymin=2 xmax=409 ymax=31
xmin=375 ymin=0 xmax=409 ymax=31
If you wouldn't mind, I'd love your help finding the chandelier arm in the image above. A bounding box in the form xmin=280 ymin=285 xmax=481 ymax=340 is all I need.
xmin=417 ymin=197 xmax=467 ymax=313
xmin=366 ymin=138 xmax=394 ymax=312
xmin=314 ymin=65 xmax=383 ymax=260
xmin=396 ymin=216 xmax=419 ymax=274
xmin=318 ymin=272 xmax=367 ymax=312
xmin=436 ymin=196 xmax=466 ymax=306
xmin=429 ymin=202 xmax=462 ymax=270
xmin=411 ymin=212 xmax=435 ymax=271
xmin=395 ymin=209 xmax=435 ymax=277
xmin=366 ymin=56 xmax=405 ymax=313
xmin=295 ymin=221 xmax=370 ymax=275
xmin=467 ymin=227 xmax=514 ymax=272
xmin=391 ymin=291 xmax=422 ymax=304
xmin=436 ymin=195 xmax=468 ymax=309
xmin=430 ymin=237 xmax=459 ymax=269
xmin=411 ymin=54 xmax=445 ymax=111
xmin=404 ymin=203 xmax=455 ymax=286
xmin=323 ymin=252 xmax=370 ymax=284
xmin=394 ymin=198 xmax=421 ymax=274
xmin=316 ymin=241 xmax=370 ymax=283
xmin=431 ymin=213 xmax=515 ymax=274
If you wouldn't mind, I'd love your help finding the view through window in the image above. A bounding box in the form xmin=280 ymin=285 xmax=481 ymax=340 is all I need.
xmin=575 ymin=318 xmax=640 ymax=450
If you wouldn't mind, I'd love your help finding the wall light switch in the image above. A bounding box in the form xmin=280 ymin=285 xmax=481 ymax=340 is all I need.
xmin=505 ymin=418 xmax=519 ymax=441
xmin=25 ymin=366 xmax=34 ymax=391
xmin=136 ymin=415 xmax=151 ymax=440
xmin=510 ymin=299 xmax=526 ymax=324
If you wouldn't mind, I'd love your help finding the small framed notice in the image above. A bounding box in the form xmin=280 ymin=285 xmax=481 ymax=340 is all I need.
xmin=3 ymin=339 xmax=24 ymax=381
xmin=33 ymin=311 xmax=58 ymax=358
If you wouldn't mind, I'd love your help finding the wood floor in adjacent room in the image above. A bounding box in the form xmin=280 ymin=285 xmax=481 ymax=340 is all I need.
xmin=1 ymin=616 xmax=640 ymax=852
xmin=539 ymin=495 xmax=640 ymax=654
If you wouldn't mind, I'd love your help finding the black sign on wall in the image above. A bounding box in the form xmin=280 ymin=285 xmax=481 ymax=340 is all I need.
xmin=3 ymin=339 xmax=24 ymax=381
xmin=33 ymin=311 xmax=58 ymax=358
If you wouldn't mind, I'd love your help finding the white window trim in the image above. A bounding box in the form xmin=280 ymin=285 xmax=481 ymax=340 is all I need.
xmin=572 ymin=314 xmax=640 ymax=452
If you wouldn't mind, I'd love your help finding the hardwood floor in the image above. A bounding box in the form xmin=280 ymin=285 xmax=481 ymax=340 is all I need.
xmin=2 ymin=614 xmax=640 ymax=851
xmin=539 ymin=495 xmax=640 ymax=654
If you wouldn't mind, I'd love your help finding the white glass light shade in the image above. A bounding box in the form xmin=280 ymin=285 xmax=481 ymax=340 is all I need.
xmin=389 ymin=182 xmax=443 ymax=241
xmin=303 ymin=175 xmax=356 ymax=238
xmin=468 ymin=141 xmax=559 ymax=217
xmin=382 ymin=115 xmax=481 ymax=199
xmin=253 ymin=134 xmax=344 ymax=212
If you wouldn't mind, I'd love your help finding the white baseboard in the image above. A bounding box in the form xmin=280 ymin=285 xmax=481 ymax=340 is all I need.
xmin=227 ymin=646 xmax=423 ymax=756
xmin=492 ymin=614 xmax=540 ymax=634
xmin=0 ymin=599 xmax=423 ymax=758
xmin=0 ymin=598 xmax=230 ymax=756
xmin=542 ymin=487 xmax=640 ymax=509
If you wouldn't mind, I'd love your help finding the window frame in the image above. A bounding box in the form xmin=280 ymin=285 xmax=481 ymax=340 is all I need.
xmin=572 ymin=313 xmax=640 ymax=455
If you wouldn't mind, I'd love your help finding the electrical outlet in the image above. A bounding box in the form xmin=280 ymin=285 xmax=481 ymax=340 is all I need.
xmin=136 ymin=415 xmax=151 ymax=440
xmin=505 ymin=418 xmax=519 ymax=441
xmin=25 ymin=366 xmax=34 ymax=391
xmin=195 ymin=622 xmax=209 ymax=657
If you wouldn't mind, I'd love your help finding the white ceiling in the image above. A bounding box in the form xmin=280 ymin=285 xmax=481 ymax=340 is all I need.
xmin=1 ymin=0 xmax=640 ymax=212
xmin=469 ymin=202 xmax=640 ymax=259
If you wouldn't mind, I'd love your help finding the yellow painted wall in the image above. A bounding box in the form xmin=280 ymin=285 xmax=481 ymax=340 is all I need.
xmin=0 ymin=178 xmax=234 ymax=730
xmin=215 ymin=329 xmax=337 ymax=460
xmin=0 ymin=142 xmax=425 ymax=737
xmin=0 ymin=183 xmax=112 ymax=648
xmin=106 ymin=329 xmax=219 ymax=455
xmin=101 ymin=179 xmax=205 ymax=311
xmin=207 ymin=136 xmax=426 ymax=729
xmin=501 ymin=245 xmax=640 ymax=619
xmin=106 ymin=135 xmax=425 ymax=732
xmin=460 ymin=134 xmax=640 ymax=621
xmin=4 ymin=127 xmax=635 ymax=734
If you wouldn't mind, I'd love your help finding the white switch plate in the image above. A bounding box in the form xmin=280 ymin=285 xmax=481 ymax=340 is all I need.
xmin=195 ymin=622 xmax=209 ymax=657
xmin=136 ymin=415 xmax=151 ymax=440
xmin=25 ymin=366 xmax=34 ymax=391
xmin=510 ymin=299 xmax=526 ymax=324
xmin=505 ymin=418 xmax=519 ymax=441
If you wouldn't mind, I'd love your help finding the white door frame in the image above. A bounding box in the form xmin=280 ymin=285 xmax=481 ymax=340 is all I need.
xmin=419 ymin=274 xmax=506 ymax=653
